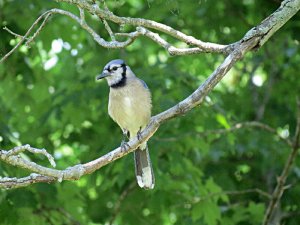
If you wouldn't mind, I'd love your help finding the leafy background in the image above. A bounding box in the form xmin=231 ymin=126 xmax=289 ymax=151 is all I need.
xmin=0 ymin=0 xmax=300 ymax=224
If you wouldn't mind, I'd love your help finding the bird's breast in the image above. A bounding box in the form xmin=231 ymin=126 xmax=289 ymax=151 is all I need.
xmin=108 ymin=79 xmax=152 ymax=135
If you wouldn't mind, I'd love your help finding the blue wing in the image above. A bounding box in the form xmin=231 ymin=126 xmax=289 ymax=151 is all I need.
xmin=139 ymin=79 xmax=149 ymax=89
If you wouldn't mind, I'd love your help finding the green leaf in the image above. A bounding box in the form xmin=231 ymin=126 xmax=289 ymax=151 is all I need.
xmin=192 ymin=200 xmax=221 ymax=225
xmin=216 ymin=114 xmax=230 ymax=129
xmin=247 ymin=202 xmax=265 ymax=224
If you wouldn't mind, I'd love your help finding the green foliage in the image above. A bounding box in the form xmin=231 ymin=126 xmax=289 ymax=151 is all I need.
xmin=1 ymin=0 xmax=300 ymax=224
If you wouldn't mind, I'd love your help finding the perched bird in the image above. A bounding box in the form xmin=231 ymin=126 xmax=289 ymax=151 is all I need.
xmin=96 ymin=59 xmax=155 ymax=189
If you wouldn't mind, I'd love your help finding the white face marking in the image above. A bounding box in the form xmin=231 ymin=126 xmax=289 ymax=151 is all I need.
xmin=106 ymin=73 xmax=123 ymax=86
xmin=105 ymin=63 xmax=125 ymax=86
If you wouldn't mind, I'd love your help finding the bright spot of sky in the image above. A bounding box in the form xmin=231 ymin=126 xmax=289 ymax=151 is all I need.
xmin=51 ymin=39 xmax=63 ymax=54
xmin=279 ymin=128 xmax=289 ymax=138
xmin=12 ymin=132 xmax=20 ymax=139
xmin=252 ymin=74 xmax=264 ymax=87
xmin=44 ymin=55 xmax=58 ymax=71
xmin=63 ymin=41 xmax=71 ymax=50
xmin=71 ymin=49 xmax=78 ymax=56
xmin=48 ymin=86 xmax=55 ymax=94
xmin=43 ymin=39 xmax=74 ymax=71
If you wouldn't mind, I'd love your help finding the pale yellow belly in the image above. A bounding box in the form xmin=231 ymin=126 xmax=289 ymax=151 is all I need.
xmin=108 ymin=80 xmax=151 ymax=136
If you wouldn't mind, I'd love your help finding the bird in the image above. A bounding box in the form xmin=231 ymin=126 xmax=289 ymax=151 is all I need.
xmin=96 ymin=59 xmax=155 ymax=189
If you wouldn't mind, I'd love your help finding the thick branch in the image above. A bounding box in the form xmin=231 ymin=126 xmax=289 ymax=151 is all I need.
xmin=0 ymin=0 xmax=299 ymax=190
xmin=3 ymin=0 xmax=298 ymax=63
xmin=243 ymin=0 xmax=300 ymax=48
xmin=0 ymin=36 xmax=257 ymax=189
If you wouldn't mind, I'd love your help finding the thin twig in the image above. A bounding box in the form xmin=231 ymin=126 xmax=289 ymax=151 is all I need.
xmin=79 ymin=5 xmax=85 ymax=20
xmin=0 ymin=8 xmax=140 ymax=64
xmin=99 ymin=0 xmax=109 ymax=11
xmin=109 ymin=182 xmax=136 ymax=225
xmin=155 ymin=121 xmax=293 ymax=147
xmin=262 ymin=100 xmax=300 ymax=225
xmin=78 ymin=5 xmax=115 ymax=41
xmin=0 ymin=36 xmax=257 ymax=188
xmin=56 ymin=0 xmax=300 ymax=51
xmin=102 ymin=19 xmax=116 ymax=41
xmin=56 ymin=208 xmax=82 ymax=225
xmin=116 ymin=27 xmax=212 ymax=56
xmin=26 ymin=13 xmax=52 ymax=46
xmin=56 ymin=0 xmax=232 ymax=53
xmin=0 ymin=11 xmax=52 ymax=64
xmin=0 ymin=0 xmax=298 ymax=189
xmin=4 ymin=144 xmax=56 ymax=167
xmin=97 ymin=1 xmax=116 ymax=41
xmin=3 ymin=27 xmax=29 ymax=39
xmin=192 ymin=188 xmax=271 ymax=204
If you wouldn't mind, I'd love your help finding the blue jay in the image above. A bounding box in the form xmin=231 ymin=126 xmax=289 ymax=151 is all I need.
xmin=96 ymin=59 xmax=155 ymax=189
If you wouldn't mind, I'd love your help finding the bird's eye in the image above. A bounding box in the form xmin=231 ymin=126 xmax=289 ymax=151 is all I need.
xmin=112 ymin=66 xmax=118 ymax=71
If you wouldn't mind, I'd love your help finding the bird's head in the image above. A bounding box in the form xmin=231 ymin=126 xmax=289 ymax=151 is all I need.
xmin=96 ymin=59 xmax=132 ymax=87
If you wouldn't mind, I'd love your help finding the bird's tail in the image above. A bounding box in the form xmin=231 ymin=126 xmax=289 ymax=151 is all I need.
xmin=134 ymin=143 xmax=155 ymax=189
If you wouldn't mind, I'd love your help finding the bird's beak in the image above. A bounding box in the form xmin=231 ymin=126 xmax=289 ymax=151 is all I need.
xmin=96 ymin=71 xmax=110 ymax=80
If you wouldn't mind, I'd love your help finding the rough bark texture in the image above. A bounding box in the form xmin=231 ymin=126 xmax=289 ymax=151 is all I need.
xmin=1 ymin=2 xmax=300 ymax=224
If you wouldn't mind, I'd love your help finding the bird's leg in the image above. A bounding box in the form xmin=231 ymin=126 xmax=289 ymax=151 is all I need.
xmin=121 ymin=129 xmax=130 ymax=151
xmin=122 ymin=129 xmax=130 ymax=141
xmin=137 ymin=127 xmax=143 ymax=141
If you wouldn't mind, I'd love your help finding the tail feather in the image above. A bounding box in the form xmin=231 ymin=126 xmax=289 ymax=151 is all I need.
xmin=134 ymin=144 xmax=155 ymax=189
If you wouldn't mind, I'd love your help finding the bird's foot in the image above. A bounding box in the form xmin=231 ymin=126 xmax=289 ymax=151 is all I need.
xmin=137 ymin=127 xmax=143 ymax=141
xmin=121 ymin=140 xmax=130 ymax=151
xmin=122 ymin=129 xmax=130 ymax=141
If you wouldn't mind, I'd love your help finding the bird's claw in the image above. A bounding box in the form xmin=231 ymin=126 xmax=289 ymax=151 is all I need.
xmin=121 ymin=140 xmax=130 ymax=151
xmin=137 ymin=128 xmax=142 ymax=141
xmin=122 ymin=129 xmax=130 ymax=141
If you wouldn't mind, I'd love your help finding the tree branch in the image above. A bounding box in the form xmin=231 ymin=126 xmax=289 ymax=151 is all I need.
xmin=25 ymin=13 xmax=52 ymax=46
xmin=262 ymin=100 xmax=300 ymax=225
xmin=3 ymin=27 xmax=29 ymax=39
xmin=0 ymin=0 xmax=299 ymax=193
xmin=109 ymin=181 xmax=136 ymax=225
xmin=4 ymin=144 xmax=56 ymax=167
xmin=1 ymin=5 xmax=228 ymax=63
xmin=0 ymin=8 xmax=140 ymax=64
xmin=192 ymin=188 xmax=272 ymax=204
xmin=243 ymin=0 xmax=300 ymax=48
xmin=156 ymin=121 xmax=293 ymax=147
xmin=0 ymin=36 xmax=257 ymax=189
xmin=0 ymin=10 xmax=52 ymax=64
xmin=0 ymin=174 xmax=56 ymax=189
xmin=55 ymin=0 xmax=230 ymax=52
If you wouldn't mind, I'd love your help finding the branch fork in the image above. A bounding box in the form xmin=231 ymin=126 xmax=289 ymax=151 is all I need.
xmin=1 ymin=3 xmax=300 ymax=225
xmin=1 ymin=144 xmax=56 ymax=167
